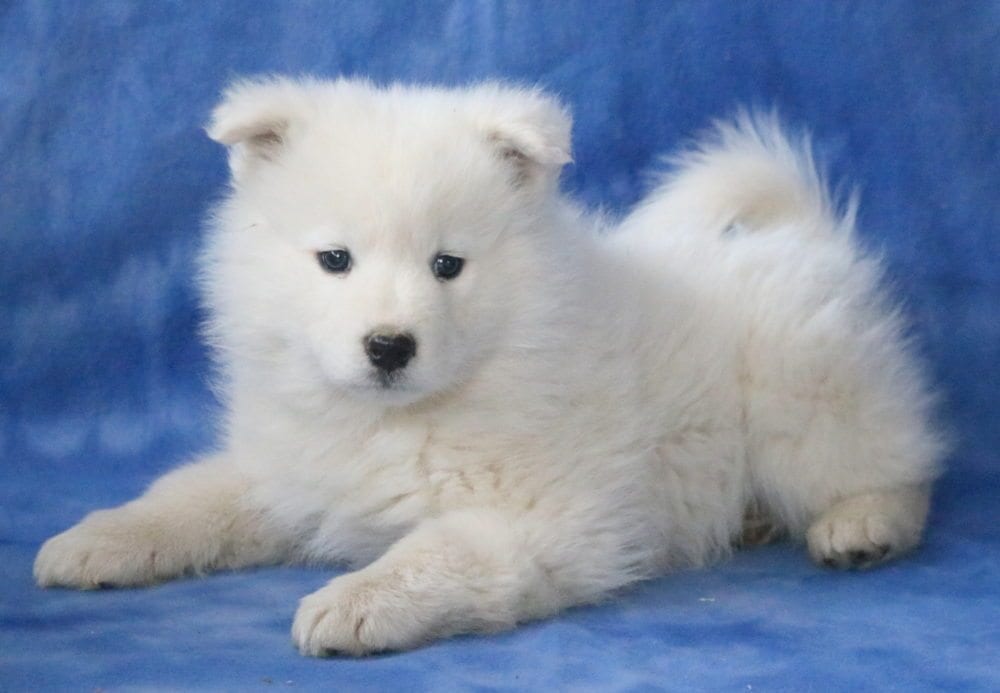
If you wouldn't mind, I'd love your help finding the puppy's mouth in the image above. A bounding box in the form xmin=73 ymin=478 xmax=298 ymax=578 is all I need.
xmin=371 ymin=369 xmax=408 ymax=390
xmin=355 ymin=368 xmax=432 ymax=407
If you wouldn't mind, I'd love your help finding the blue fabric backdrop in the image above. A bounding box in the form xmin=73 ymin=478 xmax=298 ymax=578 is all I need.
xmin=2 ymin=1 xmax=998 ymax=690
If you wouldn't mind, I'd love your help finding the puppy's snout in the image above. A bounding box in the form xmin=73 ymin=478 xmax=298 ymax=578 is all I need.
xmin=364 ymin=332 xmax=417 ymax=372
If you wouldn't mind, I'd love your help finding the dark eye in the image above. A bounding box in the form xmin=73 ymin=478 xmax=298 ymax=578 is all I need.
xmin=432 ymin=254 xmax=464 ymax=281
xmin=317 ymin=249 xmax=352 ymax=273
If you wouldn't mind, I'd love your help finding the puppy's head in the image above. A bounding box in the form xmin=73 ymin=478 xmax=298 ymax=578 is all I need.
xmin=203 ymin=77 xmax=572 ymax=407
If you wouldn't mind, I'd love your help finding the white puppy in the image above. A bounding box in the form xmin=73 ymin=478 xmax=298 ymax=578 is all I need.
xmin=35 ymin=78 xmax=944 ymax=656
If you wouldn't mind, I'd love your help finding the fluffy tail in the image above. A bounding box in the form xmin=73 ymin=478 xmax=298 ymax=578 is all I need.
xmin=639 ymin=113 xmax=852 ymax=235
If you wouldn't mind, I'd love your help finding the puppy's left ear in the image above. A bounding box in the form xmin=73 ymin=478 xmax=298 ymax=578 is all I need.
xmin=206 ymin=77 xmax=308 ymax=181
xmin=473 ymin=85 xmax=573 ymax=186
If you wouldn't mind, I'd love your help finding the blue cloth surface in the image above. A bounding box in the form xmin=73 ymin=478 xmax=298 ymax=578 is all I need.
xmin=1 ymin=1 xmax=998 ymax=690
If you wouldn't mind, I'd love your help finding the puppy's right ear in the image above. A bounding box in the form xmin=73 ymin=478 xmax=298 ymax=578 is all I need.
xmin=206 ymin=78 xmax=304 ymax=181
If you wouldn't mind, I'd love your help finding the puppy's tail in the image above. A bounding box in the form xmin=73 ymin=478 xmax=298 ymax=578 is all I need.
xmin=635 ymin=112 xmax=853 ymax=236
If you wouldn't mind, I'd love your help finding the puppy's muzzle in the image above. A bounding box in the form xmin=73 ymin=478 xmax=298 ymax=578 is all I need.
xmin=364 ymin=332 xmax=417 ymax=373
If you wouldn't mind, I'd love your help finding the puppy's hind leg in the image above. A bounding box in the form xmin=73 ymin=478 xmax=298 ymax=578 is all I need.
xmin=806 ymin=485 xmax=930 ymax=569
xmin=745 ymin=365 xmax=942 ymax=572
xmin=745 ymin=377 xmax=942 ymax=572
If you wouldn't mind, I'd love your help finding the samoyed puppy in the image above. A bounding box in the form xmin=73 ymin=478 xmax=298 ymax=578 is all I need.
xmin=35 ymin=78 xmax=944 ymax=656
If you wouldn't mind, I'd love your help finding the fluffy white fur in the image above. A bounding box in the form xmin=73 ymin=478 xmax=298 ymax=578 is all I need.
xmin=35 ymin=78 xmax=944 ymax=656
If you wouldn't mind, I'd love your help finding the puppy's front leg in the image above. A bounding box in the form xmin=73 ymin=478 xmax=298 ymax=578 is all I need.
xmin=292 ymin=509 xmax=563 ymax=656
xmin=34 ymin=457 xmax=285 ymax=589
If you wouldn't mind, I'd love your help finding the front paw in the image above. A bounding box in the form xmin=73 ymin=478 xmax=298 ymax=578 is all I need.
xmin=34 ymin=510 xmax=177 ymax=589
xmin=292 ymin=573 xmax=441 ymax=657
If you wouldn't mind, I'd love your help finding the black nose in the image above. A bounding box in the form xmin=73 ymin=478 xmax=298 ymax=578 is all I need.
xmin=364 ymin=333 xmax=417 ymax=372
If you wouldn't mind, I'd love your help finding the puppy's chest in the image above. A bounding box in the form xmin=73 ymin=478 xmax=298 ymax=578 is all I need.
xmin=280 ymin=419 xmax=510 ymax=534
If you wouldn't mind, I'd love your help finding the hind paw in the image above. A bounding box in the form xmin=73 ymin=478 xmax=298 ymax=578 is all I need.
xmin=807 ymin=512 xmax=896 ymax=569
xmin=806 ymin=489 xmax=926 ymax=570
